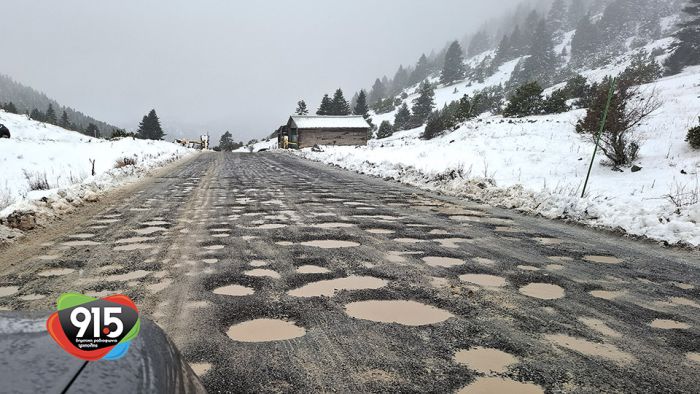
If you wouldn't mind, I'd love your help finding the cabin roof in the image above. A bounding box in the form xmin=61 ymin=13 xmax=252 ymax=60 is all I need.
xmin=288 ymin=115 xmax=371 ymax=130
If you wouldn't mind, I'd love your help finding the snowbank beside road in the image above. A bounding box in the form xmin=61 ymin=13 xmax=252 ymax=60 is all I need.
xmin=0 ymin=111 xmax=194 ymax=238
xmin=296 ymin=67 xmax=700 ymax=247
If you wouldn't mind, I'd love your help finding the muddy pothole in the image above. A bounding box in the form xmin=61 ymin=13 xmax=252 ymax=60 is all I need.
xmin=300 ymin=240 xmax=360 ymax=248
xmin=423 ymin=256 xmax=464 ymax=268
xmin=457 ymin=377 xmax=544 ymax=394
xmin=459 ymin=274 xmax=507 ymax=288
xmin=134 ymin=227 xmax=167 ymax=235
xmin=37 ymin=268 xmax=75 ymax=277
xmin=62 ymin=240 xmax=100 ymax=247
xmin=0 ymin=286 xmax=20 ymax=297
xmin=583 ymin=255 xmax=623 ymax=264
xmin=544 ymin=334 xmax=634 ymax=363
xmin=649 ymin=319 xmax=690 ymax=330
xmin=344 ymin=300 xmax=453 ymax=326
xmin=454 ymin=347 xmax=518 ymax=374
xmin=365 ymin=228 xmax=395 ymax=234
xmin=213 ymin=284 xmax=255 ymax=296
xmin=296 ymin=265 xmax=331 ymax=274
xmin=114 ymin=243 xmax=155 ymax=251
xmin=590 ymin=290 xmax=626 ymax=300
xmin=226 ymin=319 xmax=306 ymax=342
xmin=288 ymin=276 xmax=387 ymax=297
xmin=244 ymin=269 xmax=281 ymax=279
xmin=519 ymin=283 xmax=565 ymax=300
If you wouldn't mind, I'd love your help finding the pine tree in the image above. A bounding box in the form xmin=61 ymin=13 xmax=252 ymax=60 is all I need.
xmin=85 ymin=123 xmax=100 ymax=138
xmin=30 ymin=108 xmax=44 ymax=121
xmin=316 ymin=94 xmax=333 ymax=115
xmin=295 ymin=100 xmax=309 ymax=115
xmin=409 ymin=54 xmax=430 ymax=85
xmin=440 ymin=41 xmax=467 ymax=85
xmin=510 ymin=19 xmax=558 ymax=86
xmin=2 ymin=102 xmax=18 ymax=114
xmin=391 ymin=66 xmax=410 ymax=95
xmin=503 ymin=82 xmax=544 ymax=117
xmin=548 ymin=0 xmax=568 ymax=36
xmin=665 ymin=0 xmax=700 ymax=75
xmin=571 ymin=13 xmax=599 ymax=65
xmin=410 ymin=80 xmax=435 ymax=126
xmin=394 ymin=103 xmax=412 ymax=131
xmin=377 ymin=121 xmax=394 ymax=139
xmin=137 ymin=109 xmax=165 ymax=140
xmin=59 ymin=110 xmax=71 ymax=129
xmin=353 ymin=90 xmax=370 ymax=118
xmin=330 ymin=88 xmax=351 ymax=115
xmin=219 ymin=131 xmax=235 ymax=151
xmin=686 ymin=117 xmax=700 ymax=149
xmin=45 ymin=104 xmax=57 ymax=124
xmin=369 ymin=79 xmax=386 ymax=106
xmin=468 ymin=30 xmax=491 ymax=56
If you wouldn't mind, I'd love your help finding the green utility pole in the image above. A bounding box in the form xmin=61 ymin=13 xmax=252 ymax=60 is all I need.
xmin=581 ymin=78 xmax=616 ymax=198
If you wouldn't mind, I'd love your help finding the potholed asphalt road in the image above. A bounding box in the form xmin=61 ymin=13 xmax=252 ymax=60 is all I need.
xmin=1 ymin=152 xmax=699 ymax=393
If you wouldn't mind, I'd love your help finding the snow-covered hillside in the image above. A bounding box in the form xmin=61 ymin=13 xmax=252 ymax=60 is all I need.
xmin=0 ymin=111 xmax=194 ymax=236
xmin=296 ymin=52 xmax=700 ymax=248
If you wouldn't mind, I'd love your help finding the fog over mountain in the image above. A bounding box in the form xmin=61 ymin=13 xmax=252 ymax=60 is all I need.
xmin=0 ymin=0 xmax=522 ymax=142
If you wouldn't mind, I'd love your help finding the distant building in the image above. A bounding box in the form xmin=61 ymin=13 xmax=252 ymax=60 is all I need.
xmin=278 ymin=116 xmax=370 ymax=149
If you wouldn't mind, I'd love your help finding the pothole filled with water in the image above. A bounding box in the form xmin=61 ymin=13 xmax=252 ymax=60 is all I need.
xmin=344 ymin=300 xmax=453 ymax=326
xmin=244 ymin=269 xmax=281 ymax=279
xmin=583 ymin=255 xmax=623 ymax=264
xmin=300 ymin=240 xmax=360 ymax=248
xmin=649 ymin=319 xmax=690 ymax=330
xmin=227 ymin=319 xmax=306 ymax=342
xmin=213 ymin=284 xmax=255 ymax=296
xmin=544 ymin=334 xmax=634 ymax=363
xmin=459 ymin=274 xmax=507 ymax=288
xmin=423 ymin=256 xmax=464 ymax=268
xmin=519 ymin=283 xmax=565 ymax=300
xmin=457 ymin=377 xmax=544 ymax=394
xmin=453 ymin=347 xmax=518 ymax=374
xmin=288 ymin=276 xmax=387 ymax=297
xmin=296 ymin=265 xmax=331 ymax=274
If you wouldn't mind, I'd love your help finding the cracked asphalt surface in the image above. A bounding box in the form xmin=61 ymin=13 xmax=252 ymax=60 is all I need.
xmin=1 ymin=152 xmax=699 ymax=393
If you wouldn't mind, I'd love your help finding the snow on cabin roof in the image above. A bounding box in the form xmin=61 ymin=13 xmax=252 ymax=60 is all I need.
xmin=289 ymin=115 xmax=371 ymax=130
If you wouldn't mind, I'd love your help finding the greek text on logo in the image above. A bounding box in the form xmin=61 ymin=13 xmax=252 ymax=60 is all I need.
xmin=46 ymin=293 xmax=140 ymax=361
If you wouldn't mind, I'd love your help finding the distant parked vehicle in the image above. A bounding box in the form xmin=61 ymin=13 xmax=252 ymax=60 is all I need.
xmin=0 ymin=124 xmax=10 ymax=138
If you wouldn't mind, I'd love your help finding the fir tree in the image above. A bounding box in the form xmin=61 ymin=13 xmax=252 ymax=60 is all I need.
xmin=295 ymin=100 xmax=309 ymax=115
xmin=369 ymin=78 xmax=386 ymax=106
xmin=571 ymin=13 xmax=599 ymax=65
xmin=510 ymin=19 xmax=558 ymax=86
xmin=503 ymin=82 xmax=544 ymax=117
xmin=45 ymin=104 xmax=57 ymax=125
xmin=377 ymin=121 xmax=394 ymax=139
xmin=391 ymin=66 xmax=410 ymax=95
xmin=30 ymin=108 xmax=44 ymax=122
xmin=137 ymin=109 xmax=165 ymax=140
xmin=440 ymin=41 xmax=467 ymax=85
xmin=353 ymin=90 xmax=370 ymax=118
xmin=330 ymin=88 xmax=351 ymax=115
xmin=316 ymin=94 xmax=333 ymax=115
xmin=410 ymin=80 xmax=436 ymax=126
xmin=468 ymin=30 xmax=491 ymax=56
xmin=548 ymin=0 xmax=568 ymax=36
xmin=85 ymin=123 xmax=100 ymax=138
xmin=409 ymin=54 xmax=430 ymax=85
xmin=567 ymin=0 xmax=589 ymax=30
xmin=59 ymin=110 xmax=71 ymax=129
xmin=686 ymin=117 xmax=700 ymax=149
xmin=393 ymin=103 xmax=411 ymax=131
xmin=542 ymin=89 xmax=570 ymax=114
xmin=2 ymin=102 xmax=18 ymax=114
xmin=665 ymin=0 xmax=700 ymax=75
xmin=219 ymin=131 xmax=235 ymax=151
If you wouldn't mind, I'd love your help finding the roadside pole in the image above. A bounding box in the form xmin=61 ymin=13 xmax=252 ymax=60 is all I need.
xmin=581 ymin=77 xmax=616 ymax=198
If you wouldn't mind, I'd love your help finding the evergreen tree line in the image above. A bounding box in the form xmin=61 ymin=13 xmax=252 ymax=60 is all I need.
xmin=0 ymin=73 xmax=118 ymax=136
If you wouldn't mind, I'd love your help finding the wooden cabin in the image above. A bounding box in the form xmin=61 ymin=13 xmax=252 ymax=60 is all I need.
xmin=278 ymin=116 xmax=370 ymax=149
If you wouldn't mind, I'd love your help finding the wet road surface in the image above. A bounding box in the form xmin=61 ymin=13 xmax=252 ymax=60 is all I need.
xmin=1 ymin=152 xmax=699 ymax=393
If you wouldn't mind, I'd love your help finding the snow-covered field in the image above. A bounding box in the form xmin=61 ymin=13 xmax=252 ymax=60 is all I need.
xmin=296 ymin=66 xmax=700 ymax=247
xmin=0 ymin=111 xmax=194 ymax=236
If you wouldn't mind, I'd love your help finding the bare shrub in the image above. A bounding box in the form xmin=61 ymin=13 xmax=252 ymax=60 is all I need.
xmin=576 ymin=77 xmax=661 ymax=167
xmin=114 ymin=157 xmax=138 ymax=168
xmin=665 ymin=178 xmax=699 ymax=212
xmin=23 ymin=170 xmax=50 ymax=191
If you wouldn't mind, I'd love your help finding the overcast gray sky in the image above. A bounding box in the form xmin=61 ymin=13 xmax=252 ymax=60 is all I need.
xmin=0 ymin=0 xmax=521 ymax=142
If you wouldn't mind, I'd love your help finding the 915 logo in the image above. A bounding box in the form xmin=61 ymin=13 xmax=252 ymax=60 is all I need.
xmin=47 ymin=293 xmax=140 ymax=361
